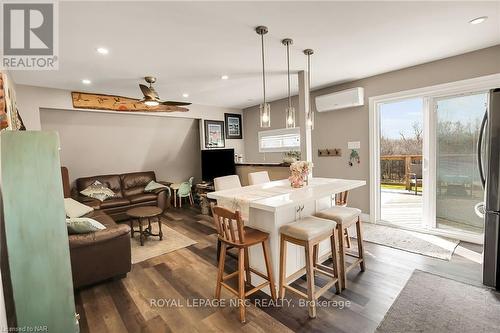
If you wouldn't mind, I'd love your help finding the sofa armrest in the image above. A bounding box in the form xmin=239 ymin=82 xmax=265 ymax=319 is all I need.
xmin=69 ymin=223 xmax=130 ymax=249
xmin=155 ymin=186 xmax=171 ymax=211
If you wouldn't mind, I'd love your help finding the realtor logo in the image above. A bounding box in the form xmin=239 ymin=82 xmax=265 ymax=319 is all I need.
xmin=1 ymin=1 xmax=58 ymax=70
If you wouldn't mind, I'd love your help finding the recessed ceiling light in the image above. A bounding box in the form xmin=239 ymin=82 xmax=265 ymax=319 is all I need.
xmin=469 ymin=16 xmax=488 ymax=25
xmin=182 ymin=93 xmax=189 ymax=98
xmin=96 ymin=47 xmax=109 ymax=55
xmin=82 ymin=79 xmax=91 ymax=84
xmin=221 ymin=75 xmax=229 ymax=80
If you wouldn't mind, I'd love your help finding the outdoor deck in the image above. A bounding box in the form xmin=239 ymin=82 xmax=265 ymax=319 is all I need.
xmin=380 ymin=189 xmax=484 ymax=235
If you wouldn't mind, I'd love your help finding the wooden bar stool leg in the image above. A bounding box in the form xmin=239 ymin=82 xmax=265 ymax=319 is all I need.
xmin=173 ymin=189 xmax=177 ymax=208
xmin=216 ymin=239 xmax=221 ymax=264
xmin=244 ymin=248 xmax=251 ymax=285
xmin=337 ymin=224 xmax=346 ymax=290
xmin=312 ymin=244 xmax=319 ymax=267
xmin=305 ymin=242 xmax=316 ymax=318
xmin=355 ymin=217 xmax=366 ymax=272
xmin=344 ymin=229 xmax=352 ymax=248
xmin=238 ymin=248 xmax=246 ymax=323
xmin=262 ymin=239 xmax=277 ymax=300
xmin=215 ymin=242 xmax=226 ymax=299
xmin=279 ymin=235 xmax=287 ymax=299
xmin=330 ymin=234 xmax=341 ymax=293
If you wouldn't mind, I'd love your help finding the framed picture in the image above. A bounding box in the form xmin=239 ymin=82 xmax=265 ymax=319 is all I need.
xmin=204 ymin=120 xmax=225 ymax=148
xmin=224 ymin=113 xmax=242 ymax=139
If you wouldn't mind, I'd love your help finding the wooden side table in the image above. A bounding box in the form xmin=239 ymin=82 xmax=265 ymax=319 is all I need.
xmin=126 ymin=206 xmax=163 ymax=246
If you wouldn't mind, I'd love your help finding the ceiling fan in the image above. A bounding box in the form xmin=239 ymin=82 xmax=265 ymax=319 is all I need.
xmin=139 ymin=76 xmax=191 ymax=107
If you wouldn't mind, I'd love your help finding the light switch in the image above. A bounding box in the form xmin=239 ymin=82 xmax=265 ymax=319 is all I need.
xmin=348 ymin=141 xmax=360 ymax=149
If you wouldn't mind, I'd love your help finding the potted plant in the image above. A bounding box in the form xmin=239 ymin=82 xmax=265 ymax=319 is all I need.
xmin=283 ymin=150 xmax=301 ymax=164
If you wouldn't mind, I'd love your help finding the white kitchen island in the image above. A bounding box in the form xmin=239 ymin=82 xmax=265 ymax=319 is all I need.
xmin=207 ymin=177 xmax=366 ymax=295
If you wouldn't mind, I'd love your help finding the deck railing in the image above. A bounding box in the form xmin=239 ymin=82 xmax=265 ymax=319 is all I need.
xmin=380 ymin=154 xmax=422 ymax=189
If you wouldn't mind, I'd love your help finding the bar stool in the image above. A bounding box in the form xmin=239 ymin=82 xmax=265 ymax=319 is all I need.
xmin=279 ymin=216 xmax=341 ymax=319
xmin=315 ymin=206 xmax=365 ymax=290
xmin=335 ymin=190 xmax=352 ymax=248
xmin=248 ymin=171 xmax=270 ymax=185
xmin=211 ymin=205 xmax=276 ymax=323
xmin=213 ymin=175 xmax=242 ymax=263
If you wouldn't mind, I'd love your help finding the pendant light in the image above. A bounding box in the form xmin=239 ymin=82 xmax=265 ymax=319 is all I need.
xmin=282 ymin=38 xmax=295 ymax=128
xmin=304 ymin=49 xmax=314 ymax=129
xmin=256 ymin=26 xmax=271 ymax=128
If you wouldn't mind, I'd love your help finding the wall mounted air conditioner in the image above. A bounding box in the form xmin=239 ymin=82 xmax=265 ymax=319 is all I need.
xmin=315 ymin=87 xmax=364 ymax=112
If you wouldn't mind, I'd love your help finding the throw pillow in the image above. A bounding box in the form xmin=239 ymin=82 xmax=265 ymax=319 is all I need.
xmin=80 ymin=180 xmax=116 ymax=202
xmin=66 ymin=217 xmax=106 ymax=234
xmin=144 ymin=180 xmax=168 ymax=192
xmin=64 ymin=198 xmax=94 ymax=218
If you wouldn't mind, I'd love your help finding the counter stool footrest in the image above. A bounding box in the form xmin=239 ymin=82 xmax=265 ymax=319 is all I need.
xmin=345 ymin=259 xmax=364 ymax=274
xmin=284 ymin=285 xmax=308 ymax=299
xmin=314 ymin=266 xmax=336 ymax=279
xmin=245 ymin=281 xmax=270 ymax=297
xmin=222 ymin=271 xmax=239 ymax=281
xmin=316 ymin=278 xmax=339 ymax=298
xmin=285 ymin=267 xmax=306 ymax=284
xmin=249 ymin=268 xmax=269 ymax=280
xmin=220 ymin=282 xmax=239 ymax=297
xmin=344 ymin=251 xmax=360 ymax=258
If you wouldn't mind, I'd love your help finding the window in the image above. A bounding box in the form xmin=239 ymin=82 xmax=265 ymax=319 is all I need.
xmin=258 ymin=128 xmax=300 ymax=153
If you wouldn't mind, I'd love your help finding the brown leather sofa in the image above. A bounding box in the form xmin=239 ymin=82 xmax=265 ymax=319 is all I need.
xmin=61 ymin=167 xmax=132 ymax=289
xmin=72 ymin=171 xmax=170 ymax=221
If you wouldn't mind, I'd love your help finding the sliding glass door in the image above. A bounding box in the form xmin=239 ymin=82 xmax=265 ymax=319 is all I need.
xmin=374 ymin=88 xmax=490 ymax=241
xmin=432 ymin=92 xmax=487 ymax=235
xmin=379 ymin=98 xmax=424 ymax=228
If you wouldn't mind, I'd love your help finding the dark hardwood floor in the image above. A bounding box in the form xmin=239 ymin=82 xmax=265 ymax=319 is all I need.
xmin=75 ymin=206 xmax=483 ymax=333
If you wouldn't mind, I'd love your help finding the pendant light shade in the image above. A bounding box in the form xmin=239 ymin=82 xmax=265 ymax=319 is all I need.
xmin=282 ymin=38 xmax=296 ymax=128
xmin=304 ymin=48 xmax=314 ymax=130
xmin=256 ymin=26 xmax=271 ymax=128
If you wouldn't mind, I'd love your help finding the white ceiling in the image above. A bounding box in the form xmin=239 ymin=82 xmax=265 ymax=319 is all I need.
xmin=11 ymin=1 xmax=500 ymax=109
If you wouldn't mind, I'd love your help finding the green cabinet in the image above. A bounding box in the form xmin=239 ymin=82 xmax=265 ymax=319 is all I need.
xmin=0 ymin=131 xmax=77 ymax=332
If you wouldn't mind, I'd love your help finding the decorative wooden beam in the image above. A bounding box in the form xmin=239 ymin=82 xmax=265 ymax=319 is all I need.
xmin=71 ymin=92 xmax=189 ymax=113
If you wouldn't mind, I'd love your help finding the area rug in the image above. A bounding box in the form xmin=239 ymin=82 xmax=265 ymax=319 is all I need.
xmin=130 ymin=223 xmax=196 ymax=264
xmin=377 ymin=270 xmax=500 ymax=333
xmin=353 ymin=223 xmax=459 ymax=260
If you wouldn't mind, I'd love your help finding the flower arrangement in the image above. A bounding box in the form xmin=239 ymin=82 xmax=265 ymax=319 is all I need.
xmin=289 ymin=160 xmax=313 ymax=188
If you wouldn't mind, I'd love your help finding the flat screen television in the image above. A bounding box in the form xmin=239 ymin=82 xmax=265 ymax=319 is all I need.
xmin=201 ymin=149 xmax=236 ymax=182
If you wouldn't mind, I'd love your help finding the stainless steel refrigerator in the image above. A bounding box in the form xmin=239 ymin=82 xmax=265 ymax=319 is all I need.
xmin=478 ymin=88 xmax=500 ymax=289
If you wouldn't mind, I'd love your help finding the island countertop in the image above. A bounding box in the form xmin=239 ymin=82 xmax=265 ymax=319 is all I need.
xmin=207 ymin=177 xmax=366 ymax=212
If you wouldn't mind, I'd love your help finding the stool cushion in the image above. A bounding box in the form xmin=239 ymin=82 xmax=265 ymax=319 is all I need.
xmin=280 ymin=216 xmax=336 ymax=241
xmin=314 ymin=206 xmax=361 ymax=225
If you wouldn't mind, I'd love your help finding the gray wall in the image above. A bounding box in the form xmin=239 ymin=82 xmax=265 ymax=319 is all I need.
xmin=244 ymin=45 xmax=500 ymax=213
xmin=40 ymin=109 xmax=202 ymax=185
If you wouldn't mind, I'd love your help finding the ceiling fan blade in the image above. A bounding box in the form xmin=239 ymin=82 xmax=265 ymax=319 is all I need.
xmin=161 ymin=101 xmax=192 ymax=106
xmin=139 ymin=84 xmax=153 ymax=97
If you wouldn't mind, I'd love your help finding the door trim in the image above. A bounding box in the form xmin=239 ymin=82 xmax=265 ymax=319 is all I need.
xmin=369 ymin=73 xmax=500 ymax=243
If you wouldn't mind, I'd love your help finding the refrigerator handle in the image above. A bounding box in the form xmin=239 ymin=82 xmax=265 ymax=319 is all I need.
xmin=478 ymin=111 xmax=487 ymax=189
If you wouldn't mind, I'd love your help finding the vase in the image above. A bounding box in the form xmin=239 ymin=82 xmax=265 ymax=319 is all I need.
xmin=290 ymin=172 xmax=305 ymax=188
